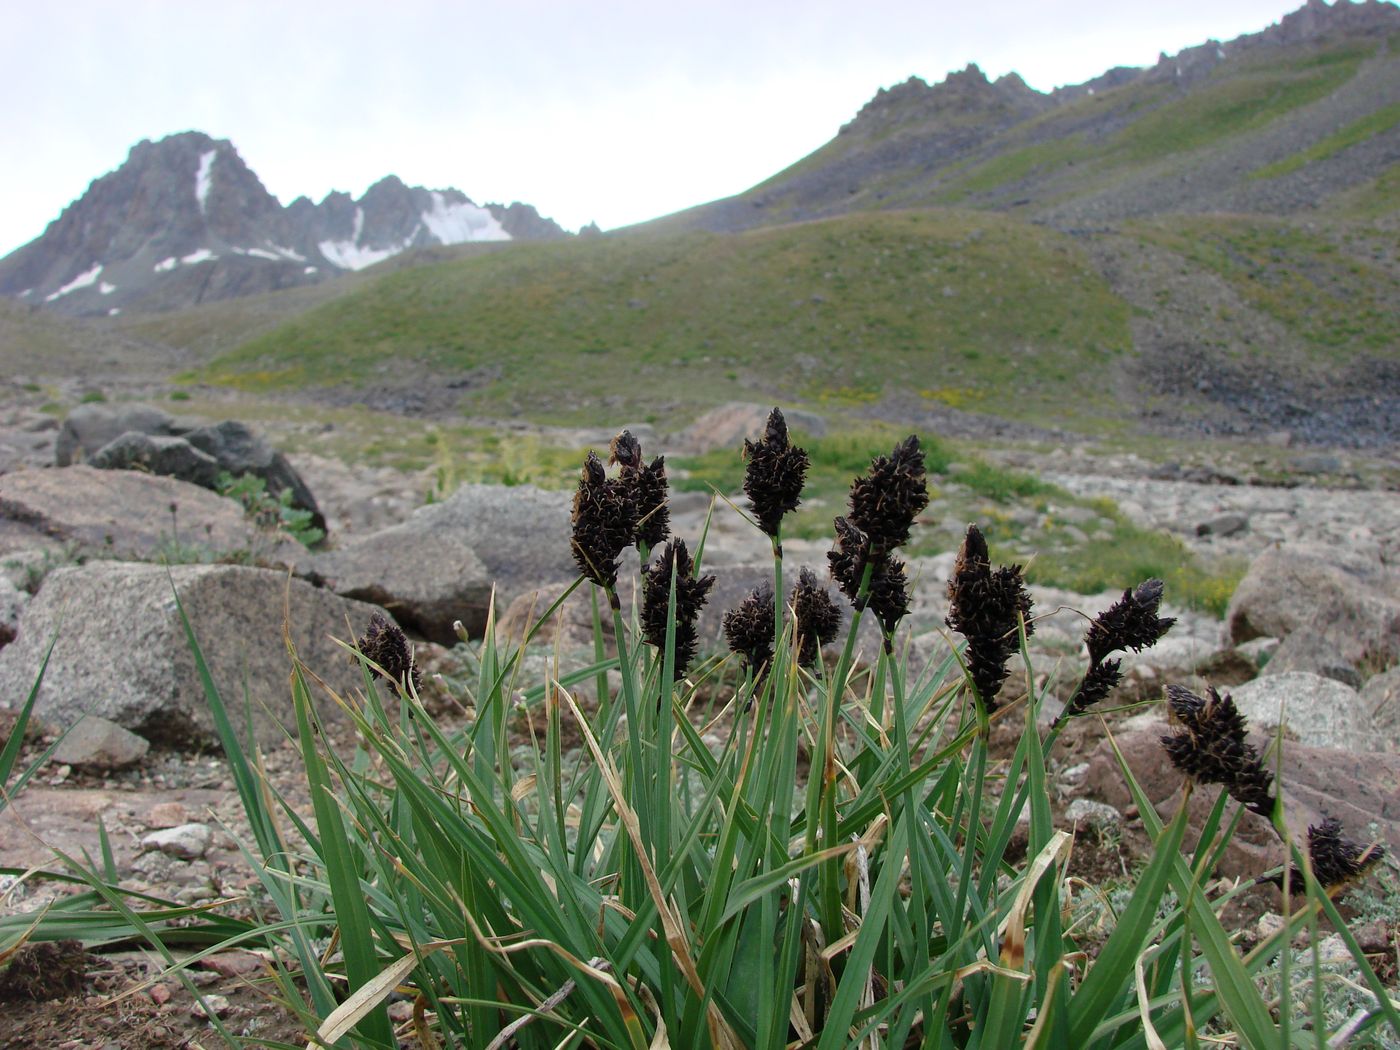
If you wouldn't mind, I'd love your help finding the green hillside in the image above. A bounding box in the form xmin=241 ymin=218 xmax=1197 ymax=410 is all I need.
xmin=195 ymin=210 xmax=1132 ymax=427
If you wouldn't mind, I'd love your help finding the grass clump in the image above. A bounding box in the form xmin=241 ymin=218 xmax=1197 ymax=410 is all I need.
xmin=3 ymin=416 xmax=1394 ymax=1047
xmin=1252 ymin=101 xmax=1400 ymax=180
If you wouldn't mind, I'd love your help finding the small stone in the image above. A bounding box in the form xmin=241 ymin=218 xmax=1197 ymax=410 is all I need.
xmin=388 ymin=1001 xmax=415 ymax=1023
xmin=1195 ymin=513 xmax=1249 ymax=538
xmin=198 ymin=951 xmax=264 ymax=979
xmin=53 ymin=715 xmax=149 ymax=769
xmin=1065 ymin=799 xmax=1122 ymax=830
xmin=141 ymin=822 xmax=213 ymax=860
xmin=1316 ymin=934 xmax=1353 ymax=966
xmin=145 ymin=802 xmax=189 ymax=829
xmin=191 ymin=993 xmax=231 ymax=1019
xmin=149 ymin=983 xmax=173 ymax=1005
xmin=1256 ymin=913 xmax=1286 ymax=941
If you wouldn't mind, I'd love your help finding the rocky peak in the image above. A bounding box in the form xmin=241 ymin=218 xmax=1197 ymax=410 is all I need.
xmin=0 ymin=131 xmax=569 ymax=316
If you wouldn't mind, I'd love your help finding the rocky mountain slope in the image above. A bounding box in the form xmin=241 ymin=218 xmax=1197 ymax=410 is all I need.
xmin=0 ymin=131 xmax=567 ymax=316
xmin=651 ymin=0 xmax=1400 ymax=234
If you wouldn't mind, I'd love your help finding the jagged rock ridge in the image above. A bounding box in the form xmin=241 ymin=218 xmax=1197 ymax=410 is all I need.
xmin=0 ymin=131 xmax=568 ymax=316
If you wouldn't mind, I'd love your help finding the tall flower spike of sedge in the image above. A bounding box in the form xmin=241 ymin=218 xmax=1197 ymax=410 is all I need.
xmin=743 ymin=407 xmax=810 ymax=539
xmin=610 ymin=430 xmax=670 ymax=550
xmin=847 ymin=434 xmax=929 ymax=556
xmin=945 ymin=524 xmax=1034 ymax=712
xmin=1060 ymin=578 xmax=1177 ymax=721
xmin=355 ymin=612 xmax=421 ymax=694
xmin=570 ymin=450 xmax=637 ymax=591
xmin=790 ymin=567 xmax=842 ymax=668
xmin=723 ymin=582 xmax=775 ymax=678
xmin=1261 ymin=817 xmax=1386 ymax=893
xmin=641 ymin=538 xmax=715 ymax=679
xmin=1160 ymin=683 xmax=1276 ymax=818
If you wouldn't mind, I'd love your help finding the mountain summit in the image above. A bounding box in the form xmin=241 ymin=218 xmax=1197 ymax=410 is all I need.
xmin=0 ymin=131 xmax=566 ymax=316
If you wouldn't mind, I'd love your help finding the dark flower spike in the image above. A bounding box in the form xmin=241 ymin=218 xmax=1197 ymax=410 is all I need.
xmin=867 ymin=556 xmax=912 ymax=642
xmin=608 ymin=429 xmax=642 ymax=471
xmin=632 ymin=455 xmax=671 ymax=550
xmin=790 ymin=567 xmax=842 ymax=668
xmin=1160 ymin=684 xmax=1276 ymax=818
xmin=743 ymin=407 xmax=810 ymax=539
xmin=356 ymin=612 xmax=421 ymax=694
xmin=723 ymin=582 xmax=776 ymax=678
xmin=1060 ymin=579 xmax=1176 ymax=721
xmin=946 ymin=524 xmax=1034 ymax=712
xmin=1085 ymin=579 xmax=1177 ymax=667
xmin=1261 ymin=817 xmax=1386 ymax=894
xmin=607 ymin=431 xmax=670 ymax=549
xmin=570 ymin=450 xmax=637 ymax=590
xmin=847 ymin=435 xmax=929 ymax=556
xmin=641 ymin=539 xmax=715 ymax=679
xmin=827 ymin=516 xmax=868 ymax=605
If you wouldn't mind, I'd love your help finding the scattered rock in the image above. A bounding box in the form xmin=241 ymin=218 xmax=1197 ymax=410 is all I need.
xmin=1065 ymin=799 xmax=1122 ymax=830
xmin=675 ymin=402 xmax=828 ymax=454
xmin=88 ymin=432 xmax=223 ymax=489
xmin=400 ymin=484 xmax=577 ymax=625
xmin=315 ymin=525 xmax=491 ymax=644
xmin=0 ymin=576 xmax=24 ymax=648
xmin=184 ymin=421 xmax=324 ymax=532
xmin=191 ymin=993 xmax=231 ymax=1019
xmin=1229 ymin=671 xmax=1369 ymax=750
xmin=54 ymin=404 xmax=182 ymax=466
xmin=0 ymin=562 xmax=393 ymax=748
xmin=52 ymin=715 xmax=150 ymax=769
xmin=1085 ymin=723 xmax=1400 ymax=881
xmin=0 ymin=465 xmax=289 ymax=564
xmin=1260 ymin=592 xmax=1400 ymax=688
xmin=197 ymin=951 xmax=265 ymax=979
xmin=141 ymin=822 xmax=213 ymax=860
xmin=1195 ymin=512 xmax=1248 ymax=537
xmin=1225 ymin=542 xmax=1399 ymax=646
xmin=1364 ymin=668 xmax=1400 ymax=750
xmin=145 ymin=802 xmax=189 ymax=829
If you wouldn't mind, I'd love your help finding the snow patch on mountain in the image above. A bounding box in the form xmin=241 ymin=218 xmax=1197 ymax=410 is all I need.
xmin=181 ymin=249 xmax=216 ymax=265
xmin=195 ymin=150 xmax=217 ymax=213
xmin=45 ymin=263 xmax=103 ymax=302
xmin=319 ymin=234 xmax=413 ymax=272
xmin=154 ymin=257 xmax=177 ymax=273
xmin=99 ymin=282 xmax=116 ymax=295
xmin=422 ymin=192 xmax=510 ymax=244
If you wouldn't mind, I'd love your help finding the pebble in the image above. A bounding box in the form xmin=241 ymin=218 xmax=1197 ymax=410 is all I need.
xmin=1065 ymin=799 xmax=1122 ymax=830
xmin=140 ymin=822 xmax=213 ymax=860
xmin=191 ymin=993 xmax=231 ymax=1018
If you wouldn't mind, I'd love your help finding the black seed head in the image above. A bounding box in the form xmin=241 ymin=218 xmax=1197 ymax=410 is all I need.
xmin=356 ymin=612 xmax=421 ymax=694
xmin=1160 ymin=684 xmax=1276 ymax=817
xmin=1085 ymin=579 xmax=1177 ymax=666
xmin=571 ymin=450 xmax=637 ymax=589
xmin=847 ymin=435 xmax=929 ymax=556
xmin=946 ymin=525 xmax=1034 ymax=711
xmin=609 ymin=429 xmax=643 ymax=471
xmin=724 ymin=582 xmax=775 ymax=677
xmin=641 ymin=539 xmax=715 ymax=679
xmin=632 ymin=455 xmax=671 ymax=549
xmin=1065 ymin=658 xmax=1124 ymax=718
xmin=1264 ymin=817 xmax=1387 ymax=893
xmin=827 ymin=516 xmax=869 ymax=604
xmin=743 ymin=408 xmax=810 ymax=538
xmin=790 ymin=567 xmax=842 ymax=668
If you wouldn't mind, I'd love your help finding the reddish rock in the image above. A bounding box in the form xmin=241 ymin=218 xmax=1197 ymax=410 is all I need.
xmin=1083 ymin=723 xmax=1400 ymax=882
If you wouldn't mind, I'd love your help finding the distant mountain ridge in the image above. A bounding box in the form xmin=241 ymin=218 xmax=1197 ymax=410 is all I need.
xmin=650 ymin=0 xmax=1400 ymax=234
xmin=0 ymin=131 xmax=567 ymax=316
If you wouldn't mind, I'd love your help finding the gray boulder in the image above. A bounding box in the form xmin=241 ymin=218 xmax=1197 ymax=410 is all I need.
xmin=0 ymin=465 xmax=271 ymax=561
xmin=0 ymin=562 xmax=393 ymax=747
xmin=0 ymin=576 xmax=24 ymax=648
xmin=1228 ymin=671 xmax=1369 ymax=750
xmin=184 ymin=421 xmax=324 ymax=532
xmin=55 ymin=404 xmax=183 ymax=466
xmin=315 ymin=526 xmax=492 ymax=644
xmin=1363 ymin=668 xmax=1400 ymax=751
xmin=88 ymin=432 xmax=224 ymax=490
xmin=402 ymin=484 xmax=576 ymax=624
xmin=1225 ymin=543 xmax=1399 ymax=646
xmin=53 ymin=714 xmax=149 ymax=769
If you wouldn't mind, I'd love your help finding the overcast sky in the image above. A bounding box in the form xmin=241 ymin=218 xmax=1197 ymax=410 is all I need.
xmin=2 ymin=0 xmax=1319 ymax=255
